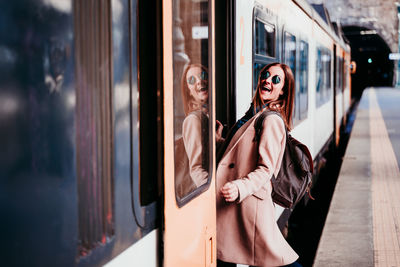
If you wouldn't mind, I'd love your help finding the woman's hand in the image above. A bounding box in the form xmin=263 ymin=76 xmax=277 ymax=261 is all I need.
xmin=216 ymin=120 xmax=223 ymax=143
xmin=220 ymin=182 xmax=239 ymax=202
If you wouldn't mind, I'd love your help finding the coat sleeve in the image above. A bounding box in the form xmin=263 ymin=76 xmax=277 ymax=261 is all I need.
xmin=182 ymin=114 xmax=209 ymax=187
xmin=231 ymin=114 xmax=286 ymax=202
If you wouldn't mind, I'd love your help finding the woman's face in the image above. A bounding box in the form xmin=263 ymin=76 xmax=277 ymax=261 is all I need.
xmin=259 ymin=65 xmax=285 ymax=101
xmin=186 ymin=66 xmax=208 ymax=104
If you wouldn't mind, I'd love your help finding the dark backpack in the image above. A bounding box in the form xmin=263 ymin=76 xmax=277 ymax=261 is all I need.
xmin=254 ymin=110 xmax=314 ymax=209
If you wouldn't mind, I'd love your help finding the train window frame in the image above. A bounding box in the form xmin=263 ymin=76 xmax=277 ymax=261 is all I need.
xmin=252 ymin=7 xmax=278 ymax=95
xmin=171 ymin=0 xmax=214 ymax=208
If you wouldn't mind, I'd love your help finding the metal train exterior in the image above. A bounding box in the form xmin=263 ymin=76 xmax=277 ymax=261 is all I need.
xmin=0 ymin=0 xmax=351 ymax=266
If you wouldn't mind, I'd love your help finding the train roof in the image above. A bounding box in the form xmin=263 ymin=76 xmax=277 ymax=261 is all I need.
xmin=292 ymin=0 xmax=350 ymax=52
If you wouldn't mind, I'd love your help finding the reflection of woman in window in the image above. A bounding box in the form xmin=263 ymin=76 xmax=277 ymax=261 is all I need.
xmin=175 ymin=64 xmax=221 ymax=197
xmin=181 ymin=64 xmax=209 ymax=116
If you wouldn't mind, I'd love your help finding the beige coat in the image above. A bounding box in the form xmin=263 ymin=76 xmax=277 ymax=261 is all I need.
xmin=175 ymin=111 xmax=209 ymax=198
xmin=182 ymin=111 xmax=209 ymax=187
xmin=216 ymin=111 xmax=298 ymax=267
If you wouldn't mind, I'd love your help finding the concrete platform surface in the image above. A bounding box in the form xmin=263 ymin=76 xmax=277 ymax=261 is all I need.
xmin=313 ymin=87 xmax=400 ymax=267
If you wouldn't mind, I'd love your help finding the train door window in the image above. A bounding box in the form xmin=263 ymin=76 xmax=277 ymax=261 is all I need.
xmin=172 ymin=0 xmax=212 ymax=206
xmin=298 ymin=40 xmax=308 ymax=120
xmin=255 ymin=19 xmax=275 ymax=57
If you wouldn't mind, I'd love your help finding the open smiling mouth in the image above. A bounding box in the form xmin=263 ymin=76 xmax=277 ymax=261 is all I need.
xmin=197 ymin=87 xmax=208 ymax=93
xmin=261 ymin=85 xmax=272 ymax=93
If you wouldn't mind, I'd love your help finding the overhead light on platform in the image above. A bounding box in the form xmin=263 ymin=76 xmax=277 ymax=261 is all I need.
xmin=359 ymin=17 xmax=378 ymax=22
xmin=389 ymin=53 xmax=400 ymax=60
xmin=360 ymin=30 xmax=377 ymax=35
xmin=192 ymin=26 xmax=208 ymax=39
xmin=264 ymin=24 xmax=274 ymax=33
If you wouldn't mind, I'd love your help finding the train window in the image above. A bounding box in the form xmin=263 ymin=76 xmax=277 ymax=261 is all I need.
xmin=344 ymin=59 xmax=348 ymax=90
xmin=316 ymin=46 xmax=332 ymax=107
xmin=255 ymin=19 xmax=275 ymax=57
xmin=341 ymin=57 xmax=345 ymax=92
xmin=298 ymin=40 xmax=309 ymax=120
xmin=172 ymin=0 xmax=212 ymax=206
xmin=74 ymin=0 xmax=114 ymax=256
xmin=253 ymin=63 xmax=266 ymax=94
xmin=283 ymin=32 xmax=297 ymax=119
xmin=336 ymin=57 xmax=339 ymax=94
xmin=335 ymin=56 xmax=343 ymax=95
xmin=252 ymin=12 xmax=277 ymax=93
xmin=324 ymin=49 xmax=332 ymax=102
xmin=316 ymin=48 xmax=323 ymax=105
xmin=283 ymin=32 xmax=296 ymax=82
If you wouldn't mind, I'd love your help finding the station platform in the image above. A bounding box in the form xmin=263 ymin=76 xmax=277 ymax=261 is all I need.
xmin=313 ymin=87 xmax=400 ymax=267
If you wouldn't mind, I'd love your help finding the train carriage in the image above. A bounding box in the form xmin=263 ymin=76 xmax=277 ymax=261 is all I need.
xmin=0 ymin=0 xmax=352 ymax=266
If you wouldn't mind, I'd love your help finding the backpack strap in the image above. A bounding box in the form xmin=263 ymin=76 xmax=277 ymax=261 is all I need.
xmin=254 ymin=110 xmax=286 ymax=142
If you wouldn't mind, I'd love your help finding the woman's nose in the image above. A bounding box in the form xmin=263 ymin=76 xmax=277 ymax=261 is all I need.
xmin=196 ymin=78 xmax=201 ymax=85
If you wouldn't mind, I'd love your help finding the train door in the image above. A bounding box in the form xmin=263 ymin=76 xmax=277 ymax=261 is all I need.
xmin=1 ymin=0 xmax=164 ymax=266
xmin=93 ymin=0 xmax=164 ymax=265
xmin=163 ymin=0 xmax=216 ymax=266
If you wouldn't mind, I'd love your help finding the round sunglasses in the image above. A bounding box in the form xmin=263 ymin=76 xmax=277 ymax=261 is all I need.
xmin=260 ymin=70 xmax=282 ymax=84
xmin=187 ymin=71 xmax=208 ymax=85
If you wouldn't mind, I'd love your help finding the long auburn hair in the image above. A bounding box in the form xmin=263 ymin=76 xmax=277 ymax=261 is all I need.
xmin=252 ymin=62 xmax=295 ymax=130
xmin=181 ymin=63 xmax=208 ymax=115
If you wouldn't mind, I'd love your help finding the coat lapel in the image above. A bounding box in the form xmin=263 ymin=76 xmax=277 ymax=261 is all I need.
xmin=220 ymin=114 xmax=258 ymax=162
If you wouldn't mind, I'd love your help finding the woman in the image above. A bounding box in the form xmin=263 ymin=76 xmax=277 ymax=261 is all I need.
xmin=175 ymin=63 xmax=223 ymax=197
xmin=216 ymin=63 xmax=300 ymax=267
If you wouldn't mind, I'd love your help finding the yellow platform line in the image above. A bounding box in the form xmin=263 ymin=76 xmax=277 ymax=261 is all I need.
xmin=369 ymin=88 xmax=400 ymax=267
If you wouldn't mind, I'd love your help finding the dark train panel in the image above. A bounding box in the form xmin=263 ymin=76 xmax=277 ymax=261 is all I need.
xmin=0 ymin=0 xmax=352 ymax=266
